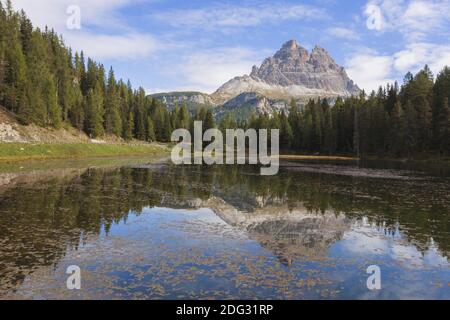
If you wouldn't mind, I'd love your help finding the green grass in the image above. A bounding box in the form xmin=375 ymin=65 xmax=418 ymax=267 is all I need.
xmin=280 ymin=154 xmax=359 ymax=161
xmin=0 ymin=142 xmax=170 ymax=162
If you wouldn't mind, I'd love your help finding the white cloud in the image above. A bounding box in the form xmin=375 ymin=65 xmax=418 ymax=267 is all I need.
xmin=11 ymin=0 xmax=135 ymax=30
xmin=152 ymin=3 xmax=327 ymax=30
xmin=326 ymin=27 xmax=360 ymax=40
xmin=342 ymin=222 xmax=448 ymax=269
xmin=10 ymin=0 xmax=157 ymax=60
xmin=394 ymin=43 xmax=450 ymax=75
xmin=65 ymin=32 xmax=158 ymax=60
xmin=364 ymin=0 xmax=450 ymax=41
xmin=346 ymin=51 xmax=394 ymax=92
xmin=346 ymin=41 xmax=450 ymax=92
xmin=358 ymin=1 xmax=450 ymax=90
xmin=175 ymin=48 xmax=264 ymax=93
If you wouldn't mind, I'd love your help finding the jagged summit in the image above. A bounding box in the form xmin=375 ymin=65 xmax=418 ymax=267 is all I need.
xmin=248 ymin=39 xmax=358 ymax=90
xmin=282 ymin=39 xmax=300 ymax=49
xmin=212 ymin=39 xmax=360 ymax=104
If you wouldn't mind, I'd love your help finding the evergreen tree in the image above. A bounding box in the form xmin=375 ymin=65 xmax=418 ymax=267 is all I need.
xmin=85 ymin=84 xmax=104 ymax=138
xmin=123 ymin=111 xmax=134 ymax=141
xmin=133 ymin=88 xmax=147 ymax=140
xmin=178 ymin=103 xmax=190 ymax=129
xmin=68 ymin=85 xmax=84 ymax=130
xmin=414 ymin=95 xmax=432 ymax=151
xmin=432 ymin=67 xmax=450 ymax=147
xmin=390 ymin=101 xmax=406 ymax=156
xmin=219 ymin=112 xmax=236 ymax=133
xmin=288 ymin=98 xmax=301 ymax=150
xmin=162 ymin=110 xmax=173 ymax=142
xmin=4 ymin=27 xmax=27 ymax=115
xmin=146 ymin=116 xmax=156 ymax=142
xmin=204 ymin=110 xmax=215 ymax=130
xmin=104 ymin=67 xmax=122 ymax=136
xmin=44 ymin=76 xmax=61 ymax=128
xmin=403 ymin=100 xmax=418 ymax=157
xmin=436 ymin=98 xmax=450 ymax=155
xmin=279 ymin=111 xmax=293 ymax=149
xmin=153 ymin=103 xmax=167 ymax=141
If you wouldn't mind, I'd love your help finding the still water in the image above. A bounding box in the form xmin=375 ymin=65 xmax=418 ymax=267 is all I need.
xmin=0 ymin=159 xmax=449 ymax=299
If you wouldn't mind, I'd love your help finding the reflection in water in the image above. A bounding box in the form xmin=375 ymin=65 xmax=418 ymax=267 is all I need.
xmin=0 ymin=162 xmax=448 ymax=299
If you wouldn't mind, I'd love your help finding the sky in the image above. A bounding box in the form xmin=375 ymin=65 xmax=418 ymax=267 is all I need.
xmin=8 ymin=0 xmax=450 ymax=94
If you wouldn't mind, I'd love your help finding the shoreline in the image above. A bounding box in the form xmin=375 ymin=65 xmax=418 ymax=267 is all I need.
xmin=1 ymin=142 xmax=448 ymax=167
xmin=0 ymin=142 xmax=171 ymax=162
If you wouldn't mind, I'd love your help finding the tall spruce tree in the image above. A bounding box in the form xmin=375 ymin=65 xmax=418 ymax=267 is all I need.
xmin=85 ymin=84 xmax=104 ymax=138
xmin=104 ymin=67 xmax=122 ymax=136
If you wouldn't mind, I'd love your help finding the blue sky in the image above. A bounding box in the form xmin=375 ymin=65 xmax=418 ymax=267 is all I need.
xmin=10 ymin=0 xmax=450 ymax=94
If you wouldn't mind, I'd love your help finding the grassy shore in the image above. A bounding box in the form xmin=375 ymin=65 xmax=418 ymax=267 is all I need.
xmin=279 ymin=154 xmax=359 ymax=161
xmin=0 ymin=142 xmax=170 ymax=162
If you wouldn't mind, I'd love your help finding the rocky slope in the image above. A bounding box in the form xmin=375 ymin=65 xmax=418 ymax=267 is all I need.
xmin=215 ymin=92 xmax=289 ymax=120
xmin=0 ymin=107 xmax=125 ymax=144
xmin=150 ymin=91 xmax=214 ymax=111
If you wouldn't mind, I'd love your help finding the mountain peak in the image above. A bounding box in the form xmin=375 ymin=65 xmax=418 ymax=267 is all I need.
xmin=274 ymin=39 xmax=308 ymax=60
xmin=312 ymin=45 xmax=326 ymax=52
xmin=281 ymin=39 xmax=301 ymax=50
xmin=213 ymin=39 xmax=360 ymax=104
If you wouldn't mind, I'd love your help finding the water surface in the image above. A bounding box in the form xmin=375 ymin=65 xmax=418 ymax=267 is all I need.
xmin=0 ymin=159 xmax=449 ymax=299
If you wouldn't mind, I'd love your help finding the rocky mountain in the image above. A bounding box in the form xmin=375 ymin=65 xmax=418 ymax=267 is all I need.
xmin=149 ymin=91 xmax=214 ymax=111
xmin=215 ymin=92 xmax=289 ymax=120
xmin=211 ymin=39 xmax=360 ymax=105
xmin=151 ymin=39 xmax=360 ymax=117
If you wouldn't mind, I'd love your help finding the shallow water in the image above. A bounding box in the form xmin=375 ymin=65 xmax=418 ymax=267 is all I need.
xmin=0 ymin=160 xmax=449 ymax=299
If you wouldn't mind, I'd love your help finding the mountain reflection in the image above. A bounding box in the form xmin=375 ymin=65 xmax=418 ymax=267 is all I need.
xmin=0 ymin=162 xmax=449 ymax=296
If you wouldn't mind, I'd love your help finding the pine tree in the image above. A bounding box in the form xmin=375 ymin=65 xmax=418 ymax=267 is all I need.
xmin=280 ymin=111 xmax=293 ymax=149
xmin=19 ymin=10 xmax=32 ymax=55
xmin=288 ymin=98 xmax=301 ymax=150
xmin=219 ymin=112 xmax=236 ymax=133
xmin=323 ymin=105 xmax=336 ymax=155
xmin=104 ymin=67 xmax=122 ymax=136
xmin=146 ymin=116 xmax=156 ymax=142
xmin=68 ymin=86 xmax=84 ymax=130
xmin=432 ymin=67 xmax=450 ymax=148
xmin=153 ymin=103 xmax=166 ymax=141
xmin=415 ymin=95 xmax=432 ymax=151
xmin=204 ymin=110 xmax=215 ymax=130
xmin=44 ymin=76 xmax=62 ymax=128
xmin=4 ymin=28 xmax=27 ymax=114
xmin=162 ymin=110 xmax=173 ymax=142
xmin=436 ymin=98 xmax=450 ymax=155
xmin=178 ymin=103 xmax=190 ymax=129
xmin=403 ymin=100 xmax=418 ymax=157
xmin=133 ymin=88 xmax=147 ymax=140
xmin=390 ymin=101 xmax=406 ymax=156
xmin=85 ymin=84 xmax=104 ymax=138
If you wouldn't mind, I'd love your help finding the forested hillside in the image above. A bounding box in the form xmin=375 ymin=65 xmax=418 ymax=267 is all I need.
xmin=0 ymin=1 xmax=175 ymax=142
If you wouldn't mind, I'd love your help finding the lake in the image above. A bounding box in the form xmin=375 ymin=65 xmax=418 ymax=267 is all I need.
xmin=0 ymin=158 xmax=449 ymax=299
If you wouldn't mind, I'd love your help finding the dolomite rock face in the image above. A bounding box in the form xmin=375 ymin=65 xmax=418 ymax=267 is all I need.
xmin=212 ymin=39 xmax=360 ymax=104
xmin=150 ymin=92 xmax=214 ymax=110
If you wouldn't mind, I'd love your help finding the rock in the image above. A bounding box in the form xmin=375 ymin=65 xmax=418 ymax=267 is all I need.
xmin=0 ymin=123 xmax=26 ymax=142
xmin=150 ymin=92 xmax=214 ymax=111
xmin=212 ymin=39 xmax=360 ymax=104
xmin=216 ymin=92 xmax=288 ymax=120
